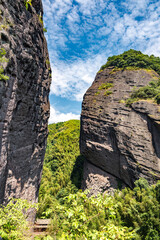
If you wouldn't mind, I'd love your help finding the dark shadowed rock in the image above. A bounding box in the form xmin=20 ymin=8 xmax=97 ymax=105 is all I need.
xmin=0 ymin=0 xmax=51 ymax=220
xmin=80 ymin=67 xmax=160 ymax=195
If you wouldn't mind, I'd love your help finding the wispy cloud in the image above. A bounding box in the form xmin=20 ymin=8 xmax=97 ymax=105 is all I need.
xmin=42 ymin=0 xmax=160 ymax=105
xmin=49 ymin=106 xmax=80 ymax=124
xmin=50 ymin=54 xmax=106 ymax=101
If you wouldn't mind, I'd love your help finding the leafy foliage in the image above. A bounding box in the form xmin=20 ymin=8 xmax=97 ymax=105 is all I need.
xmin=100 ymin=49 xmax=160 ymax=75
xmin=37 ymin=179 xmax=160 ymax=239
xmin=38 ymin=120 xmax=84 ymax=218
xmin=24 ymin=0 xmax=32 ymax=10
xmin=0 ymin=199 xmax=37 ymax=240
xmin=37 ymin=120 xmax=160 ymax=239
xmin=1 ymin=121 xmax=160 ymax=239
xmin=0 ymin=48 xmax=9 ymax=81
xmin=1 ymin=179 xmax=160 ymax=239
xmin=126 ymin=78 xmax=160 ymax=106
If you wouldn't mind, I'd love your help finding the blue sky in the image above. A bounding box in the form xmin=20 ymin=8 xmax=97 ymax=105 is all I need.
xmin=42 ymin=0 xmax=160 ymax=123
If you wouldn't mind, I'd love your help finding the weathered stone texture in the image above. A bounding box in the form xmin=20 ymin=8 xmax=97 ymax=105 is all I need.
xmin=0 ymin=0 xmax=51 ymax=207
xmin=80 ymin=67 xmax=160 ymax=194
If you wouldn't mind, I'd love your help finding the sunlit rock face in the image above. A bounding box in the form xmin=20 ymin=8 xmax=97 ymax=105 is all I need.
xmin=80 ymin=67 xmax=160 ymax=195
xmin=0 ymin=0 xmax=51 ymax=215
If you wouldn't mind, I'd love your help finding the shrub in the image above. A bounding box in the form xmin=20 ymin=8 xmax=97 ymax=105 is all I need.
xmin=98 ymin=82 xmax=113 ymax=90
xmin=126 ymin=79 xmax=160 ymax=106
xmin=38 ymin=120 xmax=160 ymax=239
xmin=0 ymin=48 xmax=9 ymax=81
xmin=100 ymin=49 xmax=160 ymax=75
xmin=43 ymin=178 xmax=160 ymax=239
xmin=0 ymin=198 xmax=37 ymax=240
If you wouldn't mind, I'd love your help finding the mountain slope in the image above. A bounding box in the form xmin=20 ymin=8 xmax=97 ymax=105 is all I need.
xmin=38 ymin=120 xmax=84 ymax=217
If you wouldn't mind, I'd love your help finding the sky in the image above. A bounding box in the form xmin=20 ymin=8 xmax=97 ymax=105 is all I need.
xmin=42 ymin=0 xmax=160 ymax=124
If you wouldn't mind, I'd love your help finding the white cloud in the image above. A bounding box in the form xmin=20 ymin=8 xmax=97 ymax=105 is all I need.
xmin=49 ymin=106 xmax=80 ymax=124
xmin=50 ymin=53 xmax=106 ymax=101
xmin=42 ymin=0 xmax=160 ymax=106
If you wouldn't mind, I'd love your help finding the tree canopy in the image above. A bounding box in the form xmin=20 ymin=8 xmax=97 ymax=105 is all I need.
xmin=101 ymin=49 xmax=160 ymax=75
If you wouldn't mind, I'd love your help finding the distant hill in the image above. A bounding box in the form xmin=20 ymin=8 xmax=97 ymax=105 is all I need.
xmin=38 ymin=120 xmax=84 ymax=217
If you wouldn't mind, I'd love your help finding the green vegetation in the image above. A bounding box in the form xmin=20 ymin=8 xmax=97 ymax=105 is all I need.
xmin=98 ymin=82 xmax=113 ymax=90
xmin=1 ymin=121 xmax=160 ymax=239
xmin=0 ymin=17 xmax=10 ymax=30
xmin=100 ymin=49 xmax=160 ymax=75
xmin=1 ymin=179 xmax=160 ymax=239
xmin=38 ymin=15 xmax=47 ymax=33
xmin=36 ymin=121 xmax=160 ymax=239
xmin=38 ymin=120 xmax=84 ymax=219
xmin=0 ymin=199 xmax=37 ymax=240
xmin=95 ymin=82 xmax=113 ymax=96
xmin=0 ymin=48 xmax=9 ymax=81
xmin=126 ymin=79 xmax=160 ymax=106
xmin=95 ymin=91 xmax=100 ymax=95
xmin=37 ymin=178 xmax=160 ymax=239
xmin=24 ymin=0 xmax=32 ymax=10
xmin=104 ymin=90 xmax=112 ymax=96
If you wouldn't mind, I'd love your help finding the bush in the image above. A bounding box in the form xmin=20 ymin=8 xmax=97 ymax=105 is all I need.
xmin=38 ymin=120 xmax=160 ymax=239
xmin=126 ymin=79 xmax=160 ymax=105
xmin=100 ymin=49 xmax=160 ymax=75
xmin=0 ymin=198 xmax=37 ymax=240
xmin=0 ymin=48 xmax=9 ymax=81
xmin=38 ymin=174 xmax=160 ymax=239
xmin=98 ymin=82 xmax=113 ymax=90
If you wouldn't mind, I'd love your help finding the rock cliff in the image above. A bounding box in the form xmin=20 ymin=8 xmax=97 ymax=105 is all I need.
xmin=80 ymin=65 xmax=160 ymax=195
xmin=0 ymin=0 xmax=51 ymax=210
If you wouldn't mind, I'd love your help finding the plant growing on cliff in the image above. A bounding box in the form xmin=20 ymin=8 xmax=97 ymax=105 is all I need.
xmin=98 ymin=82 xmax=113 ymax=90
xmin=24 ymin=0 xmax=32 ymax=10
xmin=38 ymin=14 xmax=47 ymax=33
xmin=100 ymin=49 xmax=160 ymax=75
xmin=126 ymin=78 xmax=160 ymax=106
xmin=96 ymin=82 xmax=113 ymax=96
xmin=0 ymin=48 xmax=9 ymax=81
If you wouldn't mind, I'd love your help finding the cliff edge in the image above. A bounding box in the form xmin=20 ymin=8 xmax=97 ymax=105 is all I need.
xmin=80 ymin=50 xmax=160 ymax=195
xmin=0 ymin=0 xmax=51 ymax=211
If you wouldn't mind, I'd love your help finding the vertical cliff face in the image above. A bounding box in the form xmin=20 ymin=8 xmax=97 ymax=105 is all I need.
xmin=0 ymin=0 xmax=51 ymax=206
xmin=80 ymin=67 xmax=160 ymax=195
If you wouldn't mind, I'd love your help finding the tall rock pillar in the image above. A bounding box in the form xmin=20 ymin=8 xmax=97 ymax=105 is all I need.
xmin=0 ymin=0 xmax=51 ymax=209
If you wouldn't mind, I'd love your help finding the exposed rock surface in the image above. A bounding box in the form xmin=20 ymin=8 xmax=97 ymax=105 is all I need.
xmin=80 ymin=67 xmax=160 ymax=194
xmin=0 ymin=0 xmax=51 ymax=213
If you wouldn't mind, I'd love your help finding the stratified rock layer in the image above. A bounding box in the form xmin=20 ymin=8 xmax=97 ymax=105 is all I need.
xmin=0 ymin=0 xmax=51 ymax=208
xmin=80 ymin=67 xmax=160 ymax=194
